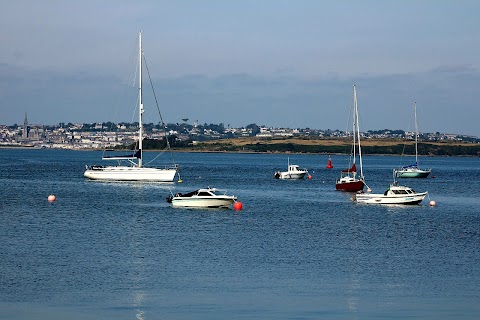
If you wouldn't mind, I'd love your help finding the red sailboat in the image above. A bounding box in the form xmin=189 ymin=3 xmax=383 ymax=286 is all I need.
xmin=326 ymin=156 xmax=333 ymax=169
xmin=336 ymin=83 xmax=365 ymax=192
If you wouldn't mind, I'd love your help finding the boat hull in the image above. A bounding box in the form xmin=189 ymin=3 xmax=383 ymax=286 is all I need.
xmin=335 ymin=179 xmax=364 ymax=192
xmin=354 ymin=192 xmax=427 ymax=205
xmin=395 ymin=168 xmax=431 ymax=178
xmin=84 ymin=166 xmax=177 ymax=182
xmin=274 ymin=172 xmax=307 ymax=179
xmin=171 ymin=197 xmax=237 ymax=208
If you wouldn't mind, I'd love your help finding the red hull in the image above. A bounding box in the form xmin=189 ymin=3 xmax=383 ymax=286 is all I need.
xmin=335 ymin=180 xmax=364 ymax=192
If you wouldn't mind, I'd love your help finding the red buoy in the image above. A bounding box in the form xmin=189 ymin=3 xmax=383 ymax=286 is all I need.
xmin=326 ymin=156 xmax=333 ymax=169
xmin=48 ymin=194 xmax=56 ymax=202
xmin=308 ymin=174 xmax=312 ymax=179
xmin=233 ymin=201 xmax=243 ymax=211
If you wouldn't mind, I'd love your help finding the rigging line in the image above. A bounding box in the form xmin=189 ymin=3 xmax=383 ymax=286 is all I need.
xmin=343 ymin=103 xmax=354 ymax=167
xmin=398 ymin=104 xmax=415 ymax=167
xmin=132 ymin=94 xmax=140 ymax=152
xmin=102 ymin=36 xmax=138 ymax=158
xmin=141 ymin=53 xmax=172 ymax=166
xmin=142 ymin=53 xmax=171 ymax=150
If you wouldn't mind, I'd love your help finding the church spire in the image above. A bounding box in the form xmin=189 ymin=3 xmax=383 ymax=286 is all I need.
xmin=23 ymin=112 xmax=28 ymax=139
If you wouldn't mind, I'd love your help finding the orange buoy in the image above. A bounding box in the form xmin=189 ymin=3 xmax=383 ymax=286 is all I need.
xmin=429 ymin=200 xmax=436 ymax=207
xmin=326 ymin=156 xmax=333 ymax=169
xmin=233 ymin=201 xmax=243 ymax=211
xmin=48 ymin=194 xmax=56 ymax=202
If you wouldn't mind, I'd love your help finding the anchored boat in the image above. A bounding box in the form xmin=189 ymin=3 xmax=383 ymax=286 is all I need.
xmin=167 ymin=188 xmax=237 ymax=208
xmin=336 ymin=83 xmax=365 ymax=192
xmin=84 ymin=31 xmax=178 ymax=182
xmin=354 ymin=170 xmax=428 ymax=205
xmin=394 ymin=102 xmax=431 ymax=178
xmin=354 ymin=182 xmax=428 ymax=205
xmin=274 ymin=158 xmax=308 ymax=179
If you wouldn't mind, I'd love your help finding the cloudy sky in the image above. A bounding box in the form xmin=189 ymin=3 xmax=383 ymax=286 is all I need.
xmin=1 ymin=1 xmax=479 ymax=136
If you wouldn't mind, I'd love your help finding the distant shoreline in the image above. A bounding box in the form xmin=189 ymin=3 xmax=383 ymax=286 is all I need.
xmin=168 ymin=137 xmax=480 ymax=157
xmin=2 ymin=137 xmax=479 ymax=157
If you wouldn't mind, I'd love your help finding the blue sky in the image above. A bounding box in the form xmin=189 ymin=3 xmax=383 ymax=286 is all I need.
xmin=1 ymin=1 xmax=479 ymax=136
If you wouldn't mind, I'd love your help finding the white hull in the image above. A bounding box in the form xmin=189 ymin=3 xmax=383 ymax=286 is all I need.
xmin=275 ymin=172 xmax=307 ymax=179
xmin=171 ymin=196 xmax=237 ymax=208
xmin=274 ymin=162 xmax=308 ymax=180
xmin=84 ymin=166 xmax=177 ymax=182
xmin=394 ymin=167 xmax=431 ymax=178
xmin=355 ymin=191 xmax=427 ymax=205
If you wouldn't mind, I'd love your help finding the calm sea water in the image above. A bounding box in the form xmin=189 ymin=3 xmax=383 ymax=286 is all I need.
xmin=1 ymin=149 xmax=479 ymax=320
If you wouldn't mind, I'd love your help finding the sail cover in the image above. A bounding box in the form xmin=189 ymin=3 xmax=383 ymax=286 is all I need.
xmin=402 ymin=162 xmax=418 ymax=169
xmin=341 ymin=163 xmax=356 ymax=173
xmin=102 ymin=150 xmax=141 ymax=160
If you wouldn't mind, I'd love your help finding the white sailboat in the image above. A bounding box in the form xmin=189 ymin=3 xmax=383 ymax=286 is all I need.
xmin=394 ymin=102 xmax=431 ymax=178
xmin=84 ymin=32 xmax=179 ymax=182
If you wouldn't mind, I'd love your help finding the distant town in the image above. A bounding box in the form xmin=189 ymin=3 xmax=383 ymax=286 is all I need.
xmin=1 ymin=114 xmax=479 ymax=149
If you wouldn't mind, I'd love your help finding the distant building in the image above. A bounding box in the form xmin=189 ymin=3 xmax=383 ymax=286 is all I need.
xmin=22 ymin=113 xmax=28 ymax=139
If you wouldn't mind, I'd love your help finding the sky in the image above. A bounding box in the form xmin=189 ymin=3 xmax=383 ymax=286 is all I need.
xmin=1 ymin=0 xmax=479 ymax=136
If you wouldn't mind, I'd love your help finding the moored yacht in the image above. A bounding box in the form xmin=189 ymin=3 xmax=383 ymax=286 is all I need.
xmin=336 ymin=83 xmax=365 ymax=192
xmin=84 ymin=31 xmax=178 ymax=182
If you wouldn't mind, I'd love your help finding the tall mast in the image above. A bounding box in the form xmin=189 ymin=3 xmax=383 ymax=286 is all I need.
xmin=414 ymin=101 xmax=418 ymax=165
xmin=352 ymin=84 xmax=356 ymax=168
xmin=354 ymin=83 xmax=364 ymax=179
xmin=138 ymin=31 xmax=143 ymax=167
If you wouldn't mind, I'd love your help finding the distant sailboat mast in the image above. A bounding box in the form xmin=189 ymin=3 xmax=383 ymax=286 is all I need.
xmin=414 ymin=101 xmax=418 ymax=166
xmin=352 ymin=90 xmax=356 ymax=176
xmin=138 ymin=31 xmax=143 ymax=168
xmin=354 ymin=84 xmax=364 ymax=180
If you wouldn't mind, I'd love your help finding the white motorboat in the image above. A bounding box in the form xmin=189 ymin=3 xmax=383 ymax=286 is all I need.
xmin=167 ymin=188 xmax=238 ymax=208
xmin=353 ymin=181 xmax=427 ymax=205
xmin=84 ymin=31 xmax=178 ymax=182
xmin=274 ymin=158 xmax=308 ymax=179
